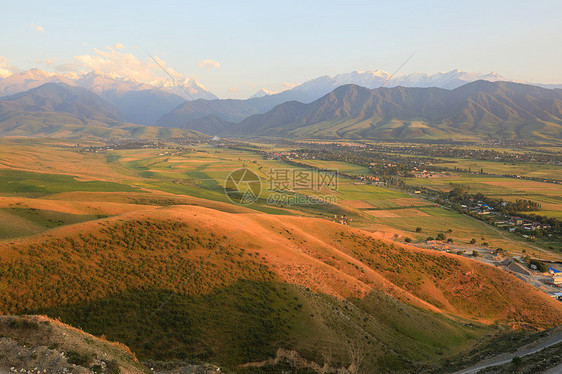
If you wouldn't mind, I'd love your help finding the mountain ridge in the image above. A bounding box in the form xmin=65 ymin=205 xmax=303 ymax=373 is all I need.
xmin=232 ymin=80 xmax=562 ymax=142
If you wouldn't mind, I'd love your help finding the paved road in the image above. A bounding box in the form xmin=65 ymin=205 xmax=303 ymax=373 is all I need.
xmin=543 ymin=363 xmax=562 ymax=374
xmin=451 ymin=328 xmax=562 ymax=374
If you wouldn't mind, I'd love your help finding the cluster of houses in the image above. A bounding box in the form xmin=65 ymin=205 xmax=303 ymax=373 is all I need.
xmin=411 ymin=168 xmax=449 ymax=178
xmin=496 ymin=217 xmax=552 ymax=232
xmin=357 ymin=175 xmax=386 ymax=187
xmin=461 ymin=202 xmax=494 ymax=215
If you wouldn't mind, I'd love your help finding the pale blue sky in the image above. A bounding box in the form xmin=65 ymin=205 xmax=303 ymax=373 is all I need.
xmin=1 ymin=0 xmax=561 ymax=98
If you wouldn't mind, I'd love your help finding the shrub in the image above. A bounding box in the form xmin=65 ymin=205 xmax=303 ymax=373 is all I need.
xmin=404 ymin=237 xmax=412 ymax=243
xmin=447 ymin=238 xmax=454 ymax=243
xmin=481 ymin=242 xmax=489 ymax=246
xmin=472 ymin=250 xmax=479 ymax=257
xmin=105 ymin=360 xmax=121 ymax=374
xmin=6 ymin=318 xmax=39 ymax=330
xmin=415 ymin=227 xmax=422 ymax=232
xmin=436 ymin=233 xmax=446 ymax=241
xmin=66 ymin=350 xmax=94 ymax=366
xmin=469 ymin=238 xmax=476 ymax=244
xmin=426 ymin=237 xmax=434 ymax=241
xmin=456 ymin=251 xmax=464 ymax=256
xmin=512 ymin=356 xmax=522 ymax=365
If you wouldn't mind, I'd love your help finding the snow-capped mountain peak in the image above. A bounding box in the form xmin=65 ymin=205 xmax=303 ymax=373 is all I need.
xmin=0 ymin=69 xmax=218 ymax=100
xmin=250 ymin=88 xmax=276 ymax=99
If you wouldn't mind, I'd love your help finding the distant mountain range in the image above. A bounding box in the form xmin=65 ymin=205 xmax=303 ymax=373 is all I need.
xmin=232 ymin=81 xmax=562 ymax=142
xmin=158 ymin=70 xmax=562 ymax=132
xmin=0 ymin=82 xmax=206 ymax=140
xmin=252 ymin=69 xmax=562 ymax=99
xmin=1 ymin=68 xmax=561 ymax=143
xmin=0 ymin=69 xmax=216 ymax=125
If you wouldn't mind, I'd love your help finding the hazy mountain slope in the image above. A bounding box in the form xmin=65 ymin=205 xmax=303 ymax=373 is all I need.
xmin=0 ymin=82 xmax=208 ymax=139
xmin=233 ymin=81 xmax=562 ymax=142
xmin=156 ymin=90 xmax=315 ymax=132
xmin=0 ymin=82 xmax=122 ymax=120
xmin=100 ymin=88 xmax=185 ymax=125
xmin=0 ymin=204 xmax=560 ymax=371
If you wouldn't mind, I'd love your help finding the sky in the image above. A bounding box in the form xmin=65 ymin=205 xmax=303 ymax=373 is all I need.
xmin=1 ymin=0 xmax=561 ymax=99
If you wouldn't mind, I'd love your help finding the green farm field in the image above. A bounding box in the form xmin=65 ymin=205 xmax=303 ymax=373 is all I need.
xmin=0 ymin=139 xmax=560 ymax=260
xmin=433 ymin=158 xmax=562 ymax=181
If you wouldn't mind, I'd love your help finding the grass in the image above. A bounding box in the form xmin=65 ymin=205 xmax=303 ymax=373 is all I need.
xmin=432 ymin=158 xmax=562 ymax=181
xmin=0 ymin=207 xmax=104 ymax=239
xmin=3 ymin=211 xmax=554 ymax=372
xmin=1 ymin=140 xmax=554 ymax=256
xmin=1 ymin=139 xmax=561 ymax=372
xmin=0 ymin=169 xmax=137 ymax=197
xmin=298 ymin=159 xmax=370 ymax=176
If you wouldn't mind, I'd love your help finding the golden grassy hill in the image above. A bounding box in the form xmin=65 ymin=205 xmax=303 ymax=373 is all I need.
xmin=0 ymin=202 xmax=560 ymax=372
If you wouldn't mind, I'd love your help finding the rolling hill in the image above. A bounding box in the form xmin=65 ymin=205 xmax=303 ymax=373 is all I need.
xmin=0 ymin=198 xmax=560 ymax=372
xmin=232 ymin=81 xmax=562 ymax=142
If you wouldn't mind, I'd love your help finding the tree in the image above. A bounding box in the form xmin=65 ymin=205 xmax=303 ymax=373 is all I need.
xmin=529 ymin=259 xmax=548 ymax=272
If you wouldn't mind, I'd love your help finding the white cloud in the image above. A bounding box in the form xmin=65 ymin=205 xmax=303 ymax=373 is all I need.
xmin=113 ymin=43 xmax=125 ymax=50
xmin=55 ymin=46 xmax=184 ymax=83
xmin=199 ymin=59 xmax=220 ymax=69
xmin=30 ymin=23 xmax=44 ymax=32
xmin=0 ymin=56 xmax=18 ymax=78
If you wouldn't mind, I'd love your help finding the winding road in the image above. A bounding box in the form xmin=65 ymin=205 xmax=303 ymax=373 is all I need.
xmin=451 ymin=328 xmax=562 ymax=374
